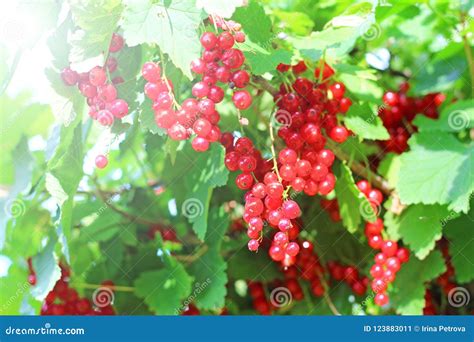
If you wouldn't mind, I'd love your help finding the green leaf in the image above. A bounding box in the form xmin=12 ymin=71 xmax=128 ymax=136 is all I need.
xmin=138 ymin=106 xmax=165 ymax=136
xmin=414 ymin=100 xmax=474 ymax=132
xmin=122 ymin=0 xmax=203 ymax=79
xmin=243 ymin=45 xmax=292 ymax=75
xmin=227 ymin=248 xmax=282 ymax=281
xmin=69 ymin=0 xmax=123 ymax=69
xmin=134 ymin=261 xmax=193 ymax=315
xmin=411 ymin=53 xmax=467 ymax=95
xmin=444 ymin=210 xmax=474 ymax=284
xmin=377 ymin=153 xmax=401 ymax=189
xmin=290 ymin=27 xmax=358 ymax=61
xmin=180 ymin=144 xmax=229 ymax=240
xmin=397 ymin=132 xmax=474 ymax=213
xmin=384 ymin=204 xmax=450 ymax=260
xmin=390 ymin=250 xmax=446 ymax=315
xmin=46 ymin=120 xmax=84 ymax=206
xmin=272 ymin=10 xmax=314 ymax=36
xmin=31 ymin=238 xmax=62 ymax=301
xmin=189 ymin=206 xmax=228 ymax=310
xmin=46 ymin=119 xmax=84 ymax=257
xmin=233 ymin=0 xmax=273 ymax=48
xmin=336 ymin=65 xmax=383 ymax=103
xmin=335 ymin=163 xmax=376 ymax=233
xmin=343 ymin=103 xmax=389 ymax=140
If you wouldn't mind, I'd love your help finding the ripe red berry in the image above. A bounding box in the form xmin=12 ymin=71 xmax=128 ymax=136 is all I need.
xmin=383 ymin=91 xmax=399 ymax=106
xmin=329 ymin=126 xmax=349 ymax=143
xmin=89 ymin=67 xmax=107 ymax=87
xmin=109 ymin=33 xmax=124 ymax=53
xmin=329 ymin=82 xmax=345 ymax=99
xmin=281 ymin=200 xmax=301 ymax=219
xmin=232 ymin=90 xmax=252 ymax=110
xmin=396 ymin=247 xmax=410 ymax=263
xmin=191 ymin=137 xmax=210 ymax=152
xmin=61 ymin=67 xmax=79 ymax=86
xmin=286 ymin=242 xmax=300 ymax=256
xmin=374 ymin=292 xmax=389 ymax=306
xmin=381 ymin=240 xmax=398 ymax=257
xmin=200 ymin=32 xmax=218 ymax=50
xmin=248 ymin=239 xmax=259 ymax=251
xmin=142 ymin=62 xmax=161 ymax=83
xmin=236 ymin=173 xmax=254 ymax=190
xmin=95 ymin=155 xmax=108 ymax=169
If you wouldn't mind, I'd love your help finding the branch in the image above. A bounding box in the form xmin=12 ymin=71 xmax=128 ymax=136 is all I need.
xmin=92 ymin=177 xmax=160 ymax=226
xmin=252 ymin=76 xmax=278 ymax=96
xmin=326 ymin=140 xmax=393 ymax=196
xmin=173 ymin=245 xmax=209 ymax=263
xmin=252 ymin=76 xmax=394 ymax=196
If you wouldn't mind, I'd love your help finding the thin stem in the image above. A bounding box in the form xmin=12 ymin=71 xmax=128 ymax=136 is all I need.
xmin=315 ymin=269 xmax=341 ymax=316
xmin=92 ymin=177 xmax=159 ymax=226
xmin=268 ymin=119 xmax=283 ymax=184
xmin=173 ymin=245 xmax=209 ymax=263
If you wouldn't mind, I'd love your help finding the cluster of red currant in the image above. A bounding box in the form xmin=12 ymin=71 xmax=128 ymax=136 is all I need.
xmin=379 ymin=82 xmax=445 ymax=153
xmin=320 ymin=198 xmax=341 ymax=222
xmin=40 ymin=265 xmax=115 ymax=315
xmin=222 ymin=136 xmax=304 ymax=262
xmin=423 ymin=289 xmax=437 ymax=315
xmin=222 ymin=135 xmax=272 ymax=188
xmin=356 ymin=180 xmax=410 ymax=306
xmin=276 ymin=62 xmax=352 ymax=146
xmin=327 ymin=261 xmax=369 ymax=296
xmin=247 ymin=281 xmax=272 ymax=315
xmin=61 ymin=33 xmax=129 ymax=169
xmin=287 ymin=240 xmax=326 ymax=297
xmin=143 ymin=18 xmax=251 ymax=152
